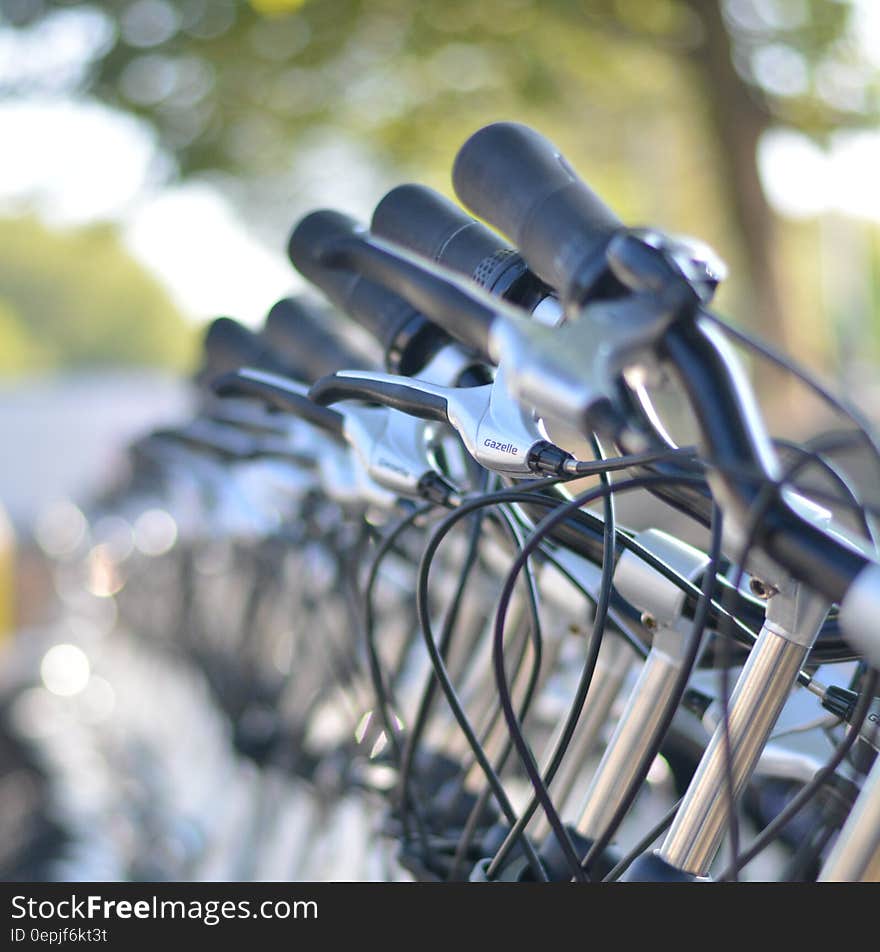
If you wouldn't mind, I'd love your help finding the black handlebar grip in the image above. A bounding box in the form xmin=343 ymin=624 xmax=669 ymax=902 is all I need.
xmin=371 ymin=183 xmax=551 ymax=308
xmin=452 ymin=122 xmax=623 ymax=303
xmin=288 ymin=210 xmax=450 ymax=374
xmin=262 ymin=297 xmax=372 ymax=382
xmin=318 ymin=233 xmax=495 ymax=359
xmin=200 ymin=317 xmax=294 ymax=381
xmin=309 ymin=373 xmax=450 ymax=424
xmin=372 ymin=184 xmax=506 ymax=277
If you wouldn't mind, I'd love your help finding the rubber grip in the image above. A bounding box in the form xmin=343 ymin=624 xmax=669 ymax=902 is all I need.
xmin=309 ymin=373 xmax=450 ymax=424
xmin=201 ymin=317 xmax=295 ymax=380
xmin=318 ymin=233 xmax=495 ymax=359
xmin=262 ymin=296 xmax=372 ymax=381
xmin=371 ymin=182 xmax=551 ymax=308
xmin=371 ymin=183 xmax=509 ymax=273
xmin=452 ymin=122 xmax=622 ymax=301
xmin=288 ymin=211 xmax=425 ymax=351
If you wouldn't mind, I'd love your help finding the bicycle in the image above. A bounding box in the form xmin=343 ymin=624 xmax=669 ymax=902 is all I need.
xmin=64 ymin=121 xmax=880 ymax=883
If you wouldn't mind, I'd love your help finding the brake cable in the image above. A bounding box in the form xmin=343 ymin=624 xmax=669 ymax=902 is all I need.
xmin=487 ymin=435 xmax=617 ymax=882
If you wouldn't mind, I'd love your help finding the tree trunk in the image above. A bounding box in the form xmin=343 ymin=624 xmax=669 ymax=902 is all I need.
xmin=686 ymin=0 xmax=790 ymax=351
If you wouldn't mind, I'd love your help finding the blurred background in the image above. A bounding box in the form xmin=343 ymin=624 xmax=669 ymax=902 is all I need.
xmin=0 ymin=0 xmax=879 ymax=880
xmin=3 ymin=0 xmax=880 ymax=527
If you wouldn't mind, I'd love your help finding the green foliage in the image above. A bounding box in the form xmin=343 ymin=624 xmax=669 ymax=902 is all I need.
xmin=0 ymin=215 xmax=194 ymax=376
xmin=1 ymin=0 xmax=874 ymax=180
xmin=0 ymin=297 xmax=50 ymax=373
xmin=1 ymin=0 xmax=877 ymax=358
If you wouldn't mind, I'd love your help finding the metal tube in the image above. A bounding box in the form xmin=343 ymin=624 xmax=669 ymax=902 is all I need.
xmin=575 ymin=647 xmax=683 ymax=839
xmin=659 ymin=625 xmax=808 ymax=875
xmin=530 ymin=634 xmax=635 ymax=840
xmin=819 ymin=754 xmax=880 ymax=882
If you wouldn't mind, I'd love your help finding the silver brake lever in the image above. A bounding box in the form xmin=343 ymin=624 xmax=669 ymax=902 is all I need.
xmin=338 ymin=402 xmax=456 ymax=504
xmin=332 ymin=367 xmax=568 ymax=477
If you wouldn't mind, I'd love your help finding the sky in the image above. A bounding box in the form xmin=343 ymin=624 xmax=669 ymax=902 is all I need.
xmin=1 ymin=1 xmax=879 ymax=327
xmin=0 ymin=97 xmax=297 ymax=325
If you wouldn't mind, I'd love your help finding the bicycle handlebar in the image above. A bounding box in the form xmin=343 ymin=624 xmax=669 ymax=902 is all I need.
xmin=310 ymin=373 xmax=451 ymax=425
xmin=262 ymin=297 xmax=373 ymax=382
xmin=452 ymin=122 xmax=623 ymax=304
xmin=211 ymin=369 xmax=345 ymax=439
xmin=288 ymin=210 xmax=452 ymax=374
xmin=660 ymin=317 xmax=872 ymax=605
xmin=317 ymin=232 xmax=503 ymax=360
xmin=371 ymin=184 xmax=551 ymax=310
xmin=200 ymin=317 xmax=301 ymax=382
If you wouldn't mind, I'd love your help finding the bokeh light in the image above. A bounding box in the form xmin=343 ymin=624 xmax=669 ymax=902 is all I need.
xmin=40 ymin=642 xmax=91 ymax=697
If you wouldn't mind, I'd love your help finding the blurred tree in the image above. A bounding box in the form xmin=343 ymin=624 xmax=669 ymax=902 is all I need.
xmin=1 ymin=0 xmax=877 ymax=350
xmin=0 ymin=299 xmax=50 ymax=374
xmin=0 ymin=216 xmax=194 ymax=375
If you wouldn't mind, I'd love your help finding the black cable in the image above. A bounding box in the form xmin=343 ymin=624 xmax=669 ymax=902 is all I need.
xmin=581 ymin=501 xmax=724 ymax=876
xmin=446 ymin=576 xmax=537 ymax=879
xmin=407 ymin=473 xmax=706 ymax=880
xmin=701 ymin=449 xmax=880 ymax=521
xmin=466 ymin=505 xmax=550 ymax=867
xmin=395 ymin=505 xmax=490 ymax=845
xmin=485 ymin=505 xmax=548 ymax=760
xmin=362 ymin=502 xmax=441 ymax=861
xmin=568 ymin=445 xmax=699 ymax=475
xmin=363 ymin=502 xmax=438 ymax=763
xmin=777 ymin=437 xmax=874 ymax=543
xmin=399 ymin=472 xmax=699 ymax=879
xmin=529 ymin=544 xmax=650 ymax=661
xmin=445 ymin=505 xmax=550 ymax=881
xmin=602 ymin=797 xmax=684 ymax=882
xmin=487 ymin=435 xmax=618 ymax=881
xmin=704 ymin=312 xmax=880 ymax=475
xmin=448 ymin=509 xmax=652 ymax=880
xmin=391 ymin=458 xmax=676 ymax=852
xmin=413 ymin=492 xmax=553 ymax=881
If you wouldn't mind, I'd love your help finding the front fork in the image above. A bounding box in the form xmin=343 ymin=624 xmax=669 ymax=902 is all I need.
xmin=647 ymin=578 xmax=828 ymax=877
xmin=819 ymin=747 xmax=880 ymax=881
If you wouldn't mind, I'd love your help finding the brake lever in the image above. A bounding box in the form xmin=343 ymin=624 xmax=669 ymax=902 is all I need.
xmin=211 ymin=367 xmax=408 ymax=511
xmin=341 ymin=400 xmax=458 ymax=505
xmin=489 ymin=234 xmax=701 ymax=449
xmin=310 ymin=369 xmax=572 ymax=477
xmin=218 ymin=365 xmax=455 ymax=503
xmin=200 ymin=395 xmax=297 ymax=437
xmin=153 ymin=420 xmax=267 ymax=463
xmin=211 ymin=368 xmax=346 ymax=439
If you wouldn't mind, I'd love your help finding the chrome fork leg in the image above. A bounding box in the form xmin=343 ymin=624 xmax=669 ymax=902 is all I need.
xmin=819 ymin=753 xmax=880 ymax=881
xmin=529 ymin=633 xmax=635 ymax=841
xmin=658 ymin=580 xmax=828 ymax=876
xmin=574 ymin=628 xmax=691 ymax=840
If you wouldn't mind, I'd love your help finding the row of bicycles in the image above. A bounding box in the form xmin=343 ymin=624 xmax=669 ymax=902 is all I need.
xmin=43 ymin=122 xmax=880 ymax=881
